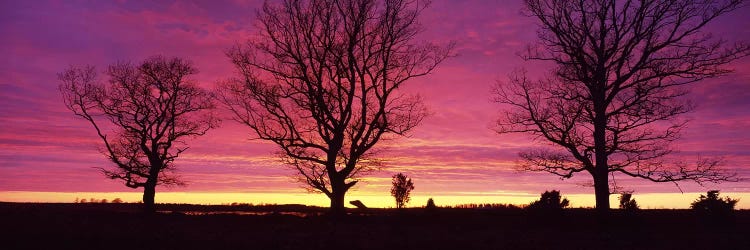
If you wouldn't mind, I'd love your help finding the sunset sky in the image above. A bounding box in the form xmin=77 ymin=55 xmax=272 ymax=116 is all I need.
xmin=1 ymin=0 xmax=749 ymax=209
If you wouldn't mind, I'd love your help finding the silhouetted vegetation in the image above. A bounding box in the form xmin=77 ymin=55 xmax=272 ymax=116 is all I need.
xmin=619 ymin=193 xmax=639 ymax=212
xmin=494 ymin=0 xmax=746 ymax=213
xmin=449 ymin=203 xmax=520 ymax=210
xmin=391 ymin=173 xmax=415 ymax=209
xmin=527 ymin=190 xmax=569 ymax=211
xmin=218 ymin=0 xmax=452 ymax=215
xmin=425 ymin=198 xmax=436 ymax=210
xmin=59 ymin=56 xmax=219 ymax=213
xmin=77 ymin=197 xmax=126 ymax=204
xmin=691 ymin=190 xmax=738 ymax=217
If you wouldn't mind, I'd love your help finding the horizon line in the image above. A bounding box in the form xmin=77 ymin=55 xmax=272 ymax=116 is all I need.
xmin=1 ymin=191 xmax=748 ymax=209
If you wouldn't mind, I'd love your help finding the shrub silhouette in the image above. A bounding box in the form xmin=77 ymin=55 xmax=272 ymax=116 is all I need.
xmin=425 ymin=198 xmax=436 ymax=209
xmin=527 ymin=190 xmax=569 ymax=210
xmin=619 ymin=193 xmax=639 ymax=211
xmin=690 ymin=190 xmax=738 ymax=216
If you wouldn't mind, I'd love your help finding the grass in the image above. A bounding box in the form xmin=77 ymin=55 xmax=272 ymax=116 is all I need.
xmin=1 ymin=202 xmax=748 ymax=249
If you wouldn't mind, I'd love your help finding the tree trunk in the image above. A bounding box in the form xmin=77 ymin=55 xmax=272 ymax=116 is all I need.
xmin=329 ymin=190 xmax=346 ymax=216
xmin=593 ymin=118 xmax=610 ymax=213
xmin=593 ymin=170 xmax=610 ymax=212
xmin=593 ymin=86 xmax=610 ymax=213
xmin=143 ymin=159 xmax=161 ymax=214
xmin=143 ymin=164 xmax=161 ymax=213
xmin=142 ymin=182 xmax=156 ymax=213
xmin=329 ymin=175 xmax=347 ymax=216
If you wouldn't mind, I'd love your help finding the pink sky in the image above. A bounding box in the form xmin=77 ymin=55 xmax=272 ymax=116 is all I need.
xmin=1 ymin=1 xmax=749 ymax=208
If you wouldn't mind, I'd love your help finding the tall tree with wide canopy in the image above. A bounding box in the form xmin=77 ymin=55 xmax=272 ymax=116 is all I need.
xmin=494 ymin=0 xmax=747 ymax=212
xmin=59 ymin=56 xmax=218 ymax=212
xmin=220 ymin=0 xmax=452 ymax=214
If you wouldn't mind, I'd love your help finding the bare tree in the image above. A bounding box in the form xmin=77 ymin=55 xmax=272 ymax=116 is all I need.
xmin=391 ymin=173 xmax=415 ymax=209
xmin=494 ymin=0 xmax=748 ymax=212
xmin=220 ymin=0 xmax=452 ymax=214
xmin=59 ymin=56 xmax=218 ymax=213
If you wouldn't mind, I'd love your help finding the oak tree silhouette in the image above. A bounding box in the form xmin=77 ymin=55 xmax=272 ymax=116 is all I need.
xmin=59 ymin=56 xmax=218 ymax=213
xmin=219 ymin=0 xmax=452 ymax=215
xmin=494 ymin=0 xmax=747 ymax=213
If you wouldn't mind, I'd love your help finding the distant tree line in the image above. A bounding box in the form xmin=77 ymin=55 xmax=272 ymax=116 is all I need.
xmin=75 ymin=197 xmax=124 ymax=203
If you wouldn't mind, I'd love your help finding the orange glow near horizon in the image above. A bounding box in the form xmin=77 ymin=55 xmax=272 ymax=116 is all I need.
xmin=2 ymin=191 xmax=748 ymax=209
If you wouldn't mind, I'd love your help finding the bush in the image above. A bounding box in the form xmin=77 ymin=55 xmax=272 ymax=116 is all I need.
xmin=619 ymin=193 xmax=639 ymax=211
xmin=425 ymin=198 xmax=436 ymax=209
xmin=527 ymin=190 xmax=569 ymax=211
xmin=690 ymin=190 xmax=738 ymax=216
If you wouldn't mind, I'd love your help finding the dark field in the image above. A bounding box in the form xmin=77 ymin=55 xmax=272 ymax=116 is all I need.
xmin=1 ymin=202 xmax=748 ymax=250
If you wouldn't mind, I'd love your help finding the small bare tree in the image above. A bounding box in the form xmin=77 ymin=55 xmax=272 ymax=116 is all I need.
xmin=59 ymin=56 xmax=218 ymax=212
xmin=391 ymin=173 xmax=415 ymax=209
xmin=494 ymin=0 xmax=747 ymax=212
xmin=220 ymin=0 xmax=452 ymax=214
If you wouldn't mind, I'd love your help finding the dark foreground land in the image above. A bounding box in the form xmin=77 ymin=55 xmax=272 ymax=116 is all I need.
xmin=0 ymin=202 xmax=748 ymax=250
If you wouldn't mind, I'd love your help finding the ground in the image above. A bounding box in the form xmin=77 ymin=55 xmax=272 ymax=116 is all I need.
xmin=0 ymin=202 xmax=747 ymax=249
